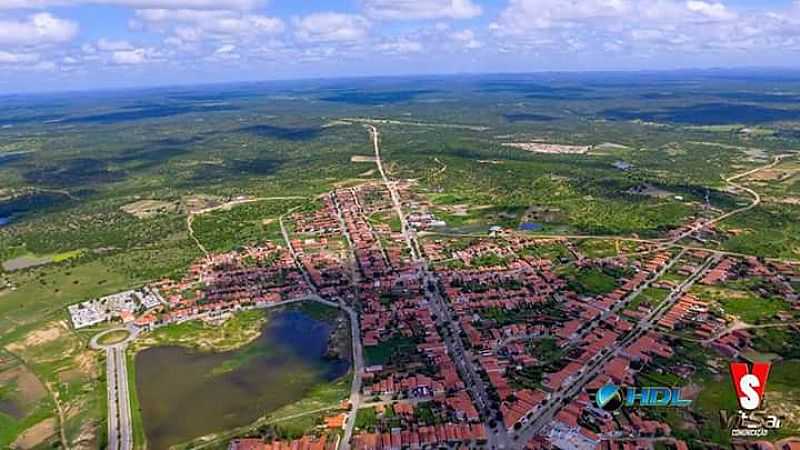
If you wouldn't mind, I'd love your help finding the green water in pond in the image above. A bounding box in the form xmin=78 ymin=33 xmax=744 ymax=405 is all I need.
xmin=135 ymin=309 xmax=349 ymax=450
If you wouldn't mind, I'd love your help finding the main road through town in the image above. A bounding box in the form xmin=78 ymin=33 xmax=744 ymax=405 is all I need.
xmin=367 ymin=124 xmax=513 ymax=449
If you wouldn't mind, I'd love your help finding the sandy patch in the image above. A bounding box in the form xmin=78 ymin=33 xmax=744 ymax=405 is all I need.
xmin=747 ymin=169 xmax=797 ymax=182
xmin=596 ymin=142 xmax=630 ymax=150
xmin=6 ymin=322 xmax=67 ymax=353
xmin=70 ymin=420 xmax=98 ymax=450
xmin=182 ymin=195 xmax=224 ymax=214
xmin=774 ymin=196 xmax=800 ymax=205
xmin=359 ymin=169 xmax=377 ymax=177
xmin=322 ymin=120 xmax=351 ymax=128
xmin=502 ymin=142 xmax=590 ymax=155
xmin=10 ymin=418 xmax=57 ymax=449
xmin=73 ymin=351 xmax=97 ymax=377
xmin=2 ymin=255 xmax=51 ymax=272
xmin=351 ymin=155 xmax=377 ymax=163
xmin=120 ymin=199 xmax=176 ymax=219
xmin=438 ymin=204 xmax=493 ymax=217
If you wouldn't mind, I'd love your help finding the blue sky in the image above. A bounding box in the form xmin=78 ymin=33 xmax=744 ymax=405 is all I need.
xmin=1 ymin=0 xmax=800 ymax=93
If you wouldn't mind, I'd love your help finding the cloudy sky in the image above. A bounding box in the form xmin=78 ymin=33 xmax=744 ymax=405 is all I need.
xmin=2 ymin=0 xmax=800 ymax=93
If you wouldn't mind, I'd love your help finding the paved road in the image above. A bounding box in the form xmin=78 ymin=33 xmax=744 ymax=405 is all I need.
xmin=514 ymin=254 xmax=719 ymax=444
xmin=106 ymin=347 xmax=120 ymax=450
xmin=566 ymin=249 xmax=687 ymax=347
xmin=368 ymin=123 xmax=512 ymax=449
xmin=92 ymin=325 xmax=140 ymax=450
xmin=105 ymin=345 xmax=133 ymax=450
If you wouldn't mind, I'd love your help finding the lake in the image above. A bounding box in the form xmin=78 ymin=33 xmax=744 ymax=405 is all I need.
xmin=135 ymin=309 xmax=349 ymax=450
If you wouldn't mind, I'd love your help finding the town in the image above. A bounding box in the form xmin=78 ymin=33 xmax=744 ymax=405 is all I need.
xmin=69 ymin=127 xmax=800 ymax=450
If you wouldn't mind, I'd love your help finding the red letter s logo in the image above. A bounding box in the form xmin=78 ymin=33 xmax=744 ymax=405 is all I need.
xmin=730 ymin=362 xmax=771 ymax=411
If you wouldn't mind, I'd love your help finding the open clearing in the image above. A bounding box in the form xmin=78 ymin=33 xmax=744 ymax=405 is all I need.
xmin=0 ymin=365 xmax=48 ymax=417
xmin=351 ymin=155 xmax=378 ymax=163
xmin=502 ymin=142 xmax=590 ymax=154
xmin=5 ymin=322 xmax=68 ymax=353
xmin=10 ymin=417 xmax=56 ymax=449
xmin=120 ymin=199 xmax=177 ymax=219
xmin=2 ymin=250 xmax=83 ymax=272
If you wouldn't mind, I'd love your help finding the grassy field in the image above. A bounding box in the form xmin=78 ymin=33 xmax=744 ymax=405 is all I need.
xmin=126 ymin=349 xmax=147 ymax=450
xmin=134 ymin=309 xmax=268 ymax=353
xmin=364 ymin=335 xmax=417 ymax=366
xmin=96 ymin=330 xmax=131 ymax=346
xmin=626 ymin=287 xmax=670 ymax=311
xmin=0 ymin=260 xmax=131 ymax=344
xmin=355 ymin=406 xmax=378 ymax=431
xmin=565 ymin=267 xmax=618 ymax=295
xmin=192 ymin=199 xmax=309 ymax=253
xmin=693 ymin=285 xmax=794 ymax=323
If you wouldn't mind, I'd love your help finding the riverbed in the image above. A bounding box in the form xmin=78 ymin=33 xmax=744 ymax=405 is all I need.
xmin=134 ymin=309 xmax=349 ymax=450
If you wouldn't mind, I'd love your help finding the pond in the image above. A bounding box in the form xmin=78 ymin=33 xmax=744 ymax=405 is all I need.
xmin=135 ymin=309 xmax=349 ymax=450
xmin=0 ymin=217 xmax=8 ymax=227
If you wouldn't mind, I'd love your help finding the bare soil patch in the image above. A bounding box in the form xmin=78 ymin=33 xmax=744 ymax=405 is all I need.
xmin=0 ymin=365 xmax=48 ymax=419
xmin=351 ymin=155 xmax=377 ymax=163
xmin=6 ymin=322 xmax=67 ymax=353
xmin=2 ymin=255 xmax=51 ymax=272
xmin=502 ymin=142 xmax=590 ymax=155
xmin=10 ymin=418 xmax=57 ymax=449
xmin=120 ymin=199 xmax=176 ymax=219
xmin=438 ymin=204 xmax=493 ymax=217
xmin=626 ymin=183 xmax=675 ymax=199
xmin=182 ymin=194 xmax=224 ymax=214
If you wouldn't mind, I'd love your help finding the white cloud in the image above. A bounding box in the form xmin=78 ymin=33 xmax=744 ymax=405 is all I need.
xmin=134 ymin=8 xmax=284 ymax=41
xmin=686 ymin=1 xmax=736 ymax=21
xmin=377 ymin=37 xmax=423 ymax=54
xmin=0 ymin=50 xmax=40 ymax=63
xmin=363 ymin=0 xmax=482 ymax=20
xmin=0 ymin=0 xmax=261 ymax=11
xmin=111 ymin=47 xmax=162 ymax=64
xmin=96 ymin=38 xmax=133 ymax=51
xmin=450 ymin=29 xmax=482 ymax=49
xmin=491 ymin=0 xmax=631 ymax=34
xmin=0 ymin=13 xmax=78 ymax=46
xmin=487 ymin=0 xmax=778 ymax=55
xmin=215 ymin=43 xmax=235 ymax=53
xmin=294 ymin=13 xmax=370 ymax=43
xmin=207 ymin=43 xmax=240 ymax=60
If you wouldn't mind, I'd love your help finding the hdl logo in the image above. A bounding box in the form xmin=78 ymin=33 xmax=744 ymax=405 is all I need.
xmin=594 ymin=384 xmax=692 ymax=412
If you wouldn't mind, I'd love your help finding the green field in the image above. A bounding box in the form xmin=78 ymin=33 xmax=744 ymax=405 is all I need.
xmin=693 ymin=285 xmax=794 ymax=323
xmin=565 ymin=268 xmax=618 ymax=295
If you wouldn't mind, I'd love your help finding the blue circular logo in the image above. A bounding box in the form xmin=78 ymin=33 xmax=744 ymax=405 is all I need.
xmin=595 ymin=384 xmax=624 ymax=411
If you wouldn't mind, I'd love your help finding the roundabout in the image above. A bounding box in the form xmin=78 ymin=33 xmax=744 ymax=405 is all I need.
xmin=89 ymin=325 xmax=140 ymax=350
